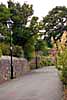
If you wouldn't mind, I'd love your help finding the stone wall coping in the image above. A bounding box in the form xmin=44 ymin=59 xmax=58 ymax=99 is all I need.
xmin=0 ymin=56 xmax=26 ymax=61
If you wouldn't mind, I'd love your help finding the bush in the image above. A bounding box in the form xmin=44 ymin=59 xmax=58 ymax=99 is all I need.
xmin=29 ymin=55 xmax=55 ymax=69
xmin=62 ymin=66 xmax=67 ymax=85
xmin=40 ymin=56 xmax=55 ymax=66
xmin=0 ymin=48 xmax=2 ymax=57
xmin=0 ymin=43 xmax=24 ymax=57
xmin=0 ymin=43 xmax=10 ymax=55
xmin=57 ymin=48 xmax=67 ymax=85
xmin=12 ymin=45 xmax=24 ymax=57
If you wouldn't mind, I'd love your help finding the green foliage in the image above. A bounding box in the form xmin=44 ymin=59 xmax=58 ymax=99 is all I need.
xmin=40 ymin=56 xmax=54 ymax=66
xmin=57 ymin=48 xmax=67 ymax=85
xmin=62 ymin=66 xmax=67 ymax=85
xmin=35 ymin=40 xmax=47 ymax=51
xmin=0 ymin=43 xmax=10 ymax=55
xmin=42 ymin=6 xmax=67 ymax=46
xmin=57 ymin=48 xmax=67 ymax=67
xmin=0 ymin=43 xmax=23 ymax=57
xmin=30 ymin=55 xmax=55 ymax=69
xmin=0 ymin=0 xmax=40 ymax=60
xmin=12 ymin=45 xmax=24 ymax=57
xmin=24 ymin=43 xmax=35 ymax=61
xmin=35 ymin=39 xmax=50 ymax=57
xmin=0 ymin=48 xmax=2 ymax=57
xmin=0 ymin=3 xmax=10 ymax=22
xmin=30 ymin=16 xmax=39 ymax=33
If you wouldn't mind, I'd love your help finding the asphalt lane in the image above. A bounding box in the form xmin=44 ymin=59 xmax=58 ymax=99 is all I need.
xmin=0 ymin=66 xmax=63 ymax=100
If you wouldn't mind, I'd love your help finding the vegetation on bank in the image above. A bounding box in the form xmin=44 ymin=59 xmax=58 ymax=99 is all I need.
xmin=57 ymin=48 xmax=67 ymax=85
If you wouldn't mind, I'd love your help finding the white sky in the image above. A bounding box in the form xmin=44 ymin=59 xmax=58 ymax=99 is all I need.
xmin=0 ymin=0 xmax=67 ymax=19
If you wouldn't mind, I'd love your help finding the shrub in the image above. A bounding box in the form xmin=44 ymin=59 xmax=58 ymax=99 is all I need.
xmin=0 ymin=48 xmax=2 ymax=57
xmin=12 ymin=45 xmax=24 ymax=57
xmin=57 ymin=48 xmax=67 ymax=85
xmin=0 ymin=43 xmax=24 ymax=57
xmin=0 ymin=43 xmax=10 ymax=55
xmin=24 ymin=43 xmax=35 ymax=61
xmin=62 ymin=66 xmax=67 ymax=85
xmin=40 ymin=56 xmax=55 ymax=66
xmin=29 ymin=55 xmax=55 ymax=69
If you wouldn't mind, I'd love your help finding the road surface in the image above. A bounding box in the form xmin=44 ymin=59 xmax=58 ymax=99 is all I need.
xmin=0 ymin=66 xmax=63 ymax=100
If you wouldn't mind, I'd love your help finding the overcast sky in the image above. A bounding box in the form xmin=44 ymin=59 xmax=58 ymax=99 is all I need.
xmin=0 ymin=0 xmax=67 ymax=19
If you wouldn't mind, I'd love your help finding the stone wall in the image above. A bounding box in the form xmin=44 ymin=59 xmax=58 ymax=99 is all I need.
xmin=0 ymin=56 xmax=30 ymax=83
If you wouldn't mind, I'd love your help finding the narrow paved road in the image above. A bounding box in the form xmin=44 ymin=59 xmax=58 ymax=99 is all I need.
xmin=0 ymin=66 xmax=63 ymax=100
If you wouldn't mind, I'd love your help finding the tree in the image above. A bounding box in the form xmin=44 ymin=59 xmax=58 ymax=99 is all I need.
xmin=0 ymin=3 xmax=10 ymax=37
xmin=42 ymin=6 xmax=67 ymax=47
xmin=0 ymin=0 xmax=40 ymax=60
xmin=12 ymin=15 xmax=39 ymax=60
xmin=8 ymin=0 xmax=40 ymax=60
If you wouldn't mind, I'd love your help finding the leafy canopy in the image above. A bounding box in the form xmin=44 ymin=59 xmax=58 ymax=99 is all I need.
xmin=42 ymin=6 xmax=67 ymax=46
